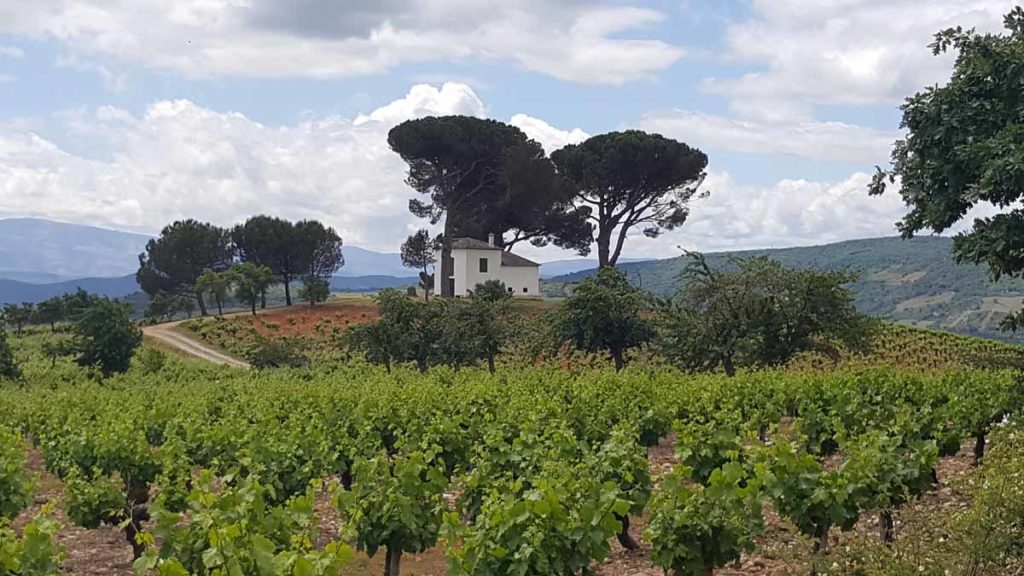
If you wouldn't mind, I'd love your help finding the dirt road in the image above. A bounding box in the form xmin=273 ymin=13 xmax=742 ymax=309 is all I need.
xmin=143 ymin=321 xmax=250 ymax=368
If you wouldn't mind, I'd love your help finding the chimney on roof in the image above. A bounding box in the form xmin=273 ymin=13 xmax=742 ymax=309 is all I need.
xmin=487 ymin=233 xmax=495 ymax=247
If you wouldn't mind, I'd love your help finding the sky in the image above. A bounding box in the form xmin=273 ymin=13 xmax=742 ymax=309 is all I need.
xmin=0 ymin=0 xmax=1016 ymax=262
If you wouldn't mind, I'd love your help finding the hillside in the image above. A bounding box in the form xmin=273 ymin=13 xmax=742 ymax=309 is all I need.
xmin=0 ymin=275 xmax=140 ymax=304
xmin=0 ymin=218 xmax=151 ymax=279
xmin=544 ymin=236 xmax=1024 ymax=342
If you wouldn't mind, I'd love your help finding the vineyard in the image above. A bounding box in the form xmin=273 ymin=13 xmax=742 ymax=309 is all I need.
xmin=2 ymin=331 xmax=1024 ymax=575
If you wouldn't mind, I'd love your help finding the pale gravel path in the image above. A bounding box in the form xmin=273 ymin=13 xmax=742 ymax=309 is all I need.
xmin=143 ymin=321 xmax=250 ymax=368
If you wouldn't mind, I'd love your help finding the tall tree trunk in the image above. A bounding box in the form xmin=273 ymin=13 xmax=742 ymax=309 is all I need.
xmin=487 ymin=355 xmax=496 ymax=374
xmin=879 ymin=510 xmax=894 ymax=543
xmin=260 ymin=290 xmax=267 ymax=309
xmin=196 ymin=293 xmax=208 ymax=317
xmin=611 ymin=347 xmax=625 ymax=372
xmin=722 ymin=355 xmax=736 ymax=377
xmin=440 ymin=225 xmax=454 ymax=297
xmin=703 ymin=565 xmax=715 ymax=576
xmin=596 ymin=226 xmax=612 ymax=268
xmin=216 ymin=297 xmax=223 ymax=317
xmin=284 ymin=276 xmax=292 ymax=306
xmin=615 ymin=513 xmax=638 ymax=550
xmin=423 ymin=265 xmax=430 ymax=301
xmin=251 ymin=300 xmax=257 ymax=316
xmin=972 ymin=432 xmax=986 ymax=466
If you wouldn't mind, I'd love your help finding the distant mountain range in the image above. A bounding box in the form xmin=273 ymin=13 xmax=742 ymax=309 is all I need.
xmin=543 ymin=236 xmax=1024 ymax=343
xmin=0 ymin=218 xmax=152 ymax=280
xmin=6 ymin=219 xmax=1024 ymax=343
xmin=0 ymin=217 xmax=639 ymax=288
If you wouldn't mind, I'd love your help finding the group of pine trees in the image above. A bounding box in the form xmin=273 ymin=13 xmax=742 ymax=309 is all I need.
xmin=137 ymin=216 xmax=344 ymax=317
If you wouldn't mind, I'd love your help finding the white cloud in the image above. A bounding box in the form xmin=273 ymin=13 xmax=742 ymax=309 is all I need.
xmin=708 ymin=0 xmax=1012 ymax=121
xmin=0 ymin=0 xmax=682 ymax=85
xmin=635 ymin=109 xmax=898 ymax=163
xmin=1 ymin=81 xmax=985 ymax=262
xmin=0 ymin=45 xmax=24 ymax=59
xmin=0 ymin=74 xmax=13 ymax=83
xmin=604 ymin=171 xmax=904 ymax=258
xmin=509 ymin=114 xmax=589 ymax=154
xmin=355 ymin=83 xmax=486 ymax=126
xmin=0 ymin=84 xmax=490 ymax=252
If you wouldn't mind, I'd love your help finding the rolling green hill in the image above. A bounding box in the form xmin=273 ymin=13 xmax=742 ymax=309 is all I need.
xmin=543 ymin=236 xmax=1024 ymax=343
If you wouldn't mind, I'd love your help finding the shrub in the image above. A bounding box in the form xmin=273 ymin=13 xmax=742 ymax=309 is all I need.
xmin=71 ymin=299 xmax=142 ymax=376
xmin=245 ymin=337 xmax=308 ymax=370
xmin=0 ymin=426 xmax=31 ymax=521
xmin=0 ymin=329 xmax=19 ymax=381
xmin=472 ymin=279 xmax=511 ymax=303
xmin=135 ymin=347 xmax=167 ymax=375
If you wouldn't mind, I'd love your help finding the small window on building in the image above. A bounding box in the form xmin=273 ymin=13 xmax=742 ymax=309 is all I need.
xmin=507 ymin=287 xmax=513 ymax=293
xmin=523 ymin=287 xmax=529 ymax=293
xmin=479 ymin=257 xmax=488 ymax=273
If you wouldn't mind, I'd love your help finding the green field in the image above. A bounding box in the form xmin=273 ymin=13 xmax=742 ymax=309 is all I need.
xmin=2 ymin=324 xmax=1023 ymax=575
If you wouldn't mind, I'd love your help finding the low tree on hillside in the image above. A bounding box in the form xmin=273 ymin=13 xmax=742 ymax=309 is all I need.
xmin=350 ymin=289 xmax=509 ymax=373
xmin=36 ymin=297 xmax=66 ymax=332
xmin=299 ymin=277 xmax=331 ymax=307
xmin=552 ymin=267 xmax=653 ymax=371
xmin=229 ymin=263 xmax=275 ymax=315
xmin=71 ymin=299 xmax=142 ymax=376
xmin=62 ymin=288 xmax=102 ymax=321
xmin=657 ymin=254 xmax=870 ymax=376
xmin=195 ymin=269 xmax=232 ymax=317
xmin=144 ymin=292 xmax=195 ymax=323
xmin=349 ymin=289 xmax=430 ymax=373
xmin=137 ymin=220 xmax=234 ymax=316
xmin=441 ymin=295 xmax=509 ymax=373
xmin=0 ymin=328 xmax=20 ymax=381
xmin=401 ymin=229 xmax=440 ymax=300
xmin=2 ymin=304 xmax=34 ymax=335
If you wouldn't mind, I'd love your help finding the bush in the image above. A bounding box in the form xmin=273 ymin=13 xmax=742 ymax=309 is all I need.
xmin=62 ymin=469 xmax=127 ymax=529
xmin=0 ymin=426 xmax=31 ymax=521
xmin=472 ymin=279 xmax=511 ymax=303
xmin=299 ymin=278 xmax=331 ymax=306
xmin=0 ymin=328 xmax=19 ymax=381
xmin=245 ymin=337 xmax=308 ymax=370
xmin=0 ymin=507 xmax=65 ymax=575
xmin=135 ymin=347 xmax=167 ymax=375
xmin=137 ymin=473 xmax=350 ymax=576
xmin=72 ymin=299 xmax=142 ymax=376
xmin=647 ymin=462 xmax=764 ymax=575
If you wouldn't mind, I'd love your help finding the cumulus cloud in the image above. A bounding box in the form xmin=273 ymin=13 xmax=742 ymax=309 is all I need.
xmin=509 ymin=114 xmax=589 ymax=154
xmin=635 ymin=109 xmax=898 ymax=163
xmin=0 ymin=81 xmax=970 ymax=261
xmin=707 ymin=0 xmax=1012 ymax=120
xmin=0 ymin=0 xmax=682 ymax=84
xmin=355 ymin=83 xmax=486 ymax=126
xmin=0 ymin=84 xmax=492 ymax=252
xmin=610 ymin=171 xmax=905 ymax=258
